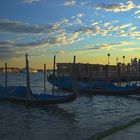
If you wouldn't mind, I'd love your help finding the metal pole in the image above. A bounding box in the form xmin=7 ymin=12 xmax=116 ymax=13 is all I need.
xmin=107 ymin=53 xmax=110 ymax=65
xmin=5 ymin=63 xmax=7 ymax=87
xmin=44 ymin=64 xmax=46 ymax=93
xmin=123 ymin=56 xmax=125 ymax=64
xmin=116 ymin=57 xmax=118 ymax=65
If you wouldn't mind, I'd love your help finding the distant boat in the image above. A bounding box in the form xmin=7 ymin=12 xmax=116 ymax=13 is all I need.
xmin=20 ymin=67 xmax=38 ymax=73
xmin=19 ymin=68 xmax=26 ymax=73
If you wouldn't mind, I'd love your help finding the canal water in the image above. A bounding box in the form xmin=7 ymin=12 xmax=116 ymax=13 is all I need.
xmin=0 ymin=72 xmax=140 ymax=140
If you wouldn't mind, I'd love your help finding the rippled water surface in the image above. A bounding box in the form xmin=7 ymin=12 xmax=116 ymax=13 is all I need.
xmin=0 ymin=72 xmax=140 ymax=140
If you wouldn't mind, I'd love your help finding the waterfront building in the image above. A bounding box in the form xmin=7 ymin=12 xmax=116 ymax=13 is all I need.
xmin=56 ymin=61 xmax=140 ymax=81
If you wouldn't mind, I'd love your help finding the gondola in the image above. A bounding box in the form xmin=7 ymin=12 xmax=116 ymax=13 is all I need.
xmin=47 ymin=75 xmax=140 ymax=96
xmin=47 ymin=75 xmax=89 ymax=91
xmin=82 ymin=84 xmax=140 ymax=95
xmin=0 ymin=86 xmax=76 ymax=105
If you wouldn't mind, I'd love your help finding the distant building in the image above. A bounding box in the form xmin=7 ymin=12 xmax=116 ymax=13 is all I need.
xmin=0 ymin=67 xmax=39 ymax=73
xmin=57 ymin=63 xmax=118 ymax=81
xmin=0 ymin=67 xmax=20 ymax=73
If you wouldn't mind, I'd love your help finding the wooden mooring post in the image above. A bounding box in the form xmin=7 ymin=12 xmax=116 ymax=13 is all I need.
xmin=73 ymin=56 xmax=77 ymax=94
xmin=5 ymin=63 xmax=7 ymax=87
xmin=25 ymin=53 xmax=31 ymax=98
xmin=52 ymin=55 xmax=56 ymax=94
xmin=44 ymin=64 xmax=46 ymax=93
xmin=105 ymin=64 xmax=108 ymax=88
xmin=89 ymin=64 xmax=92 ymax=88
xmin=127 ymin=63 xmax=130 ymax=85
xmin=117 ymin=63 xmax=121 ymax=86
xmin=53 ymin=55 xmax=56 ymax=76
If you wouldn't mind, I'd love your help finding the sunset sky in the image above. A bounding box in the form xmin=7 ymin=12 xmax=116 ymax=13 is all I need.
xmin=0 ymin=0 xmax=140 ymax=68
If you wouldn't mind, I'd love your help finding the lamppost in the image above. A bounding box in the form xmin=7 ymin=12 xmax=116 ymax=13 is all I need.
xmin=107 ymin=53 xmax=110 ymax=65
xmin=123 ymin=56 xmax=125 ymax=64
xmin=122 ymin=56 xmax=125 ymax=76
xmin=116 ymin=57 xmax=118 ymax=65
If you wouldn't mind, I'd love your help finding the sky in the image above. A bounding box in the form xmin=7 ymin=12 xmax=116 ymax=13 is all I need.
xmin=1 ymin=0 xmax=140 ymax=68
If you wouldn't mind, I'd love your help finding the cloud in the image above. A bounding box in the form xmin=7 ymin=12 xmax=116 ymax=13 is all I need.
xmin=47 ymin=32 xmax=78 ymax=46
xmin=66 ymin=20 xmax=137 ymax=40
xmin=0 ymin=39 xmax=50 ymax=58
xmin=107 ymin=42 xmax=131 ymax=46
xmin=0 ymin=41 xmax=21 ymax=58
xmin=122 ymin=47 xmax=140 ymax=51
xmin=52 ymin=15 xmax=84 ymax=29
xmin=85 ymin=45 xmax=108 ymax=50
xmin=52 ymin=50 xmax=65 ymax=54
xmin=57 ymin=13 xmax=85 ymax=27
xmin=117 ymin=30 xmax=140 ymax=39
xmin=85 ymin=42 xmax=131 ymax=51
xmin=80 ymin=1 xmax=92 ymax=6
xmin=136 ymin=5 xmax=140 ymax=8
xmin=73 ymin=19 xmax=83 ymax=25
xmin=135 ymin=10 xmax=140 ymax=14
xmin=71 ymin=13 xmax=84 ymax=19
xmin=74 ymin=26 xmax=100 ymax=36
xmin=0 ymin=19 xmax=59 ymax=34
xmin=91 ymin=22 xmax=99 ymax=26
xmin=76 ymin=13 xmax=84 ymax=18
xmin=0 ymin=37 xmax=71 ymax=49
xmin=71 ymin=21 xmax=134 ymax=38
xmin=0 ymin=40 xmax=46 ymax=50
xmin=119 ymin=23 xmax=132 ymax=29
xmin=21 ymin=0 xmax=41 ymax=4
xmin=74 ymin=24 xmax=113 ymax=37
xmin=105 ymin=23 xmax=132 ymax=33
xmin=64 ymin=0 xmax=76 ymax=6
xmin=0 ymin=31 xmax=79 ymax=58
xmin=136 ymin=15 xmax=140 ymax=18
xmin=96 ymin=1 xmax=135 ymax=12
xmin=128 ymin=26 xmax=137 ymax=31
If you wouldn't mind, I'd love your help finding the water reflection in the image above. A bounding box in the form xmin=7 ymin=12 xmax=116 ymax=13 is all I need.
xmin=0 ymin=101 xmax=78 ymax=140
